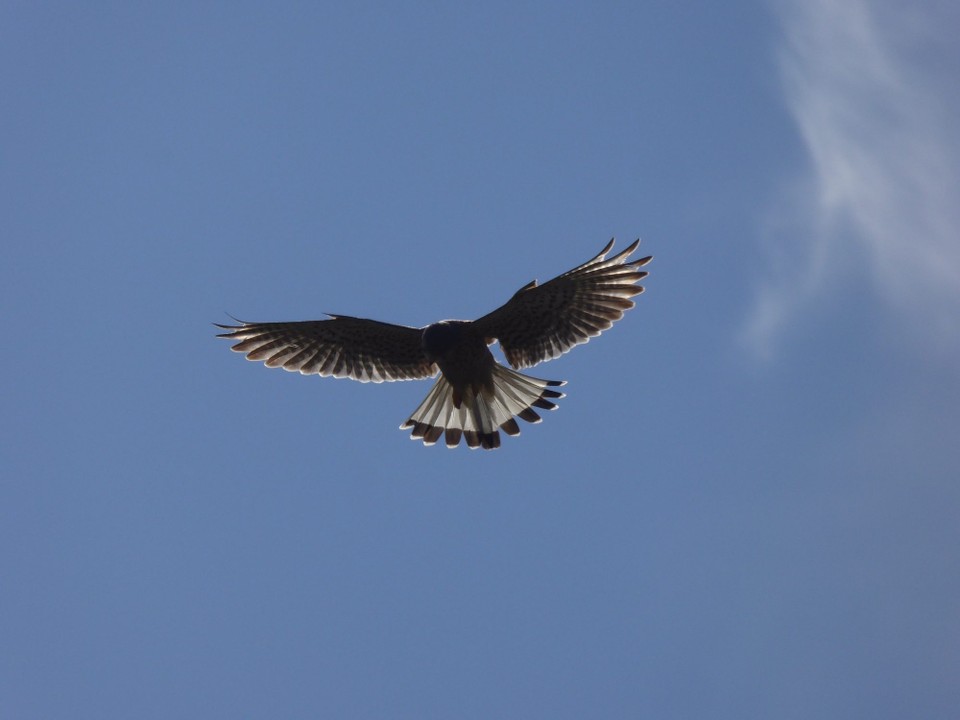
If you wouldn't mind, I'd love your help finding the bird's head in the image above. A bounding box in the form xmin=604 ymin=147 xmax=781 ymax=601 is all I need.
xmin=421 ymin=320 xmax=467 ymax=361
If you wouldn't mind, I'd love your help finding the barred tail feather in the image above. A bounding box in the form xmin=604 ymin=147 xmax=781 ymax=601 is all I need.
xmin=399 ymin=365 xmax=565 ymax=450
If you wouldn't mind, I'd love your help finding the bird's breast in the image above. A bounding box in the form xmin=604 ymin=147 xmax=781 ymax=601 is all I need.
xmin=422 ymin=322 xmax=494 ymax=390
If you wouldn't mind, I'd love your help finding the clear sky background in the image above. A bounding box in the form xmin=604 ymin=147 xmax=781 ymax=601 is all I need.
xmin=3 ymin=2 xmax=958 ymax=718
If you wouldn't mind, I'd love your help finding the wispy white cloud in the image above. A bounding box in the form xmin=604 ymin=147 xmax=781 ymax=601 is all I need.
xmin=745 ymin=0 xmax=960 ymax=358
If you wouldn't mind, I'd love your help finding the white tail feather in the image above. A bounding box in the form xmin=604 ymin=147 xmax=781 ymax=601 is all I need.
xmin=400 ymin=364 xmax=565 ymax=450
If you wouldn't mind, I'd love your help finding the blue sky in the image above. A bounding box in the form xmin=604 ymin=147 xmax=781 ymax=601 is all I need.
xmin=2 ymin=1 xmax=958 ymax=718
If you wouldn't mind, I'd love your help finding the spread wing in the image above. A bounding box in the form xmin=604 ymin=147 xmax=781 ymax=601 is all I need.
xmin=215 ymin=315 xmax=437 ymax=383
xmin=472 ymin=239 xmax=652 ymax=369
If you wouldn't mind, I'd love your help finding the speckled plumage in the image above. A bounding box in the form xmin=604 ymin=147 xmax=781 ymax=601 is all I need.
xmin=216 ymin=239 xmax=652 ymax=449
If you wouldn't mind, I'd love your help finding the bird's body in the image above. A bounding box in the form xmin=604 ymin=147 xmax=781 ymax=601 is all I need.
xmin=216 ymin=239 xmax=651 ymax=449
xmin=421 ymin=321 xmax=493 ymax=397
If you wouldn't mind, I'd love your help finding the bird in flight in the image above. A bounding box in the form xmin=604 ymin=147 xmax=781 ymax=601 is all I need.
xmin=216 ymin=239 xmax=652 ymax=450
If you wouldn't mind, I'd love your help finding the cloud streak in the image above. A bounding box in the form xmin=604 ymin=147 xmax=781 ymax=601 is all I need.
xmin=745 ymin=0 xmax=960 ymax=357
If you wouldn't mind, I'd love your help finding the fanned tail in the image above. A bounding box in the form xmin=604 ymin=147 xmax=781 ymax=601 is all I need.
xmin=399 ymin=364 xmax=566 ymax=450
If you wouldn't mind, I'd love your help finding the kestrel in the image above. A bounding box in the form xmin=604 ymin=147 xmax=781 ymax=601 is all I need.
xmin=216 ymin=239 xmax=652 ymax=449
